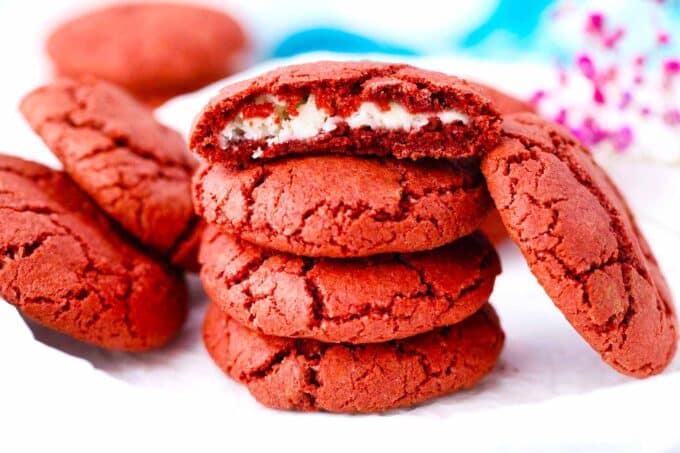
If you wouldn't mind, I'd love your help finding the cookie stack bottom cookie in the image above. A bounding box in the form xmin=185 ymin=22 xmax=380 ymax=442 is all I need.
xmin=203 ymin=302 xmax=504 ymax=413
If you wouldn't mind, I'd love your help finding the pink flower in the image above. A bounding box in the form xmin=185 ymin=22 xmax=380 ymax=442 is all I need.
xmin=611 ymin=126 xmax=633 ymax=152
xmin=593 ymin=86 xmax=606 ymax=104
xmin=663 ymin=59 xmax=680 ymax=76
xmin=586 ymin=13 xmax=605 ymax=35
xmin=604 ymin=28 xmax=625 ymax=49
xmin=577 ymin=54 xmax=597 ymax=80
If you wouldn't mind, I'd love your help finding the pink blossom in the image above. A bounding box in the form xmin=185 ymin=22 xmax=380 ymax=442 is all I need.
xmin=618 ymin=91 xmax=632 ymax=110
xmin=611 ymin=126 xmax=633 ymax=152
xmin=593 ymin=86 xmax=606 ymax=104
xmin=663 ymin=108 xmax=680 ymax=126
xmin=604 ymin=28 xmax=625 ymax=49
xmin=663 ymin=59 xmax=680 ymax=76
xmin=577 ymin=54 xmax=597 ymax=80
xmin=530 ymin=90 xmax=546 ymax=107
xmin=586 ymin=12 xmax=605 ymax=35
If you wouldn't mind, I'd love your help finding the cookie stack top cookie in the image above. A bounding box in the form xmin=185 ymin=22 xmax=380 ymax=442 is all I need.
xmin=190 ymin=60 xmax=502 ymax=165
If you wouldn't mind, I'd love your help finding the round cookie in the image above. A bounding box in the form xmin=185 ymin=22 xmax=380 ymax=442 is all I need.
xmin=200 ymin=227 xmax=501 ymax=343
xmin=203 ymin=302 xmax=504 ymax=413
xmin=481 ymin=113 xmax=677 ymax=377
xmin=47 ymin=3 xmax=247 ymax=104
xmin=0 ymin=154 xmax=187 ymax=351
xmin=20 ymin=78 xmax=198 ymax=268
xmin=189 ymin=60 xmax=500 ymax=166
xmin=193 ymin=154 xmax=492 ymax=257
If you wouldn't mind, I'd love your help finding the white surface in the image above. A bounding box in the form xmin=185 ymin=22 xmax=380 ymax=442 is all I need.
xmin=0 ymin=3 xmax=679 ymax=450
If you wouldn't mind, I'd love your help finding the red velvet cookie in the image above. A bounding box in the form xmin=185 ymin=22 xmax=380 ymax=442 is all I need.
xmin=481 ymin=113 xmax=678 ymax=377
xmin=472 ymin=82 xmax=534 ymax=243
xmin=193 ymin=154 xmax=491 ymax=257
xmin=0 ymin=154 xmax=187 ymax=351
xmin=203 ymin=302 xmax=504 ymax=413
xmin=47 ymin=3 xmax=247 ymax=104
xmin=479 ymin=208 xmax=508 ymax=244
xmin=21 ymin=78 xmax=199 ymax=269
xmin=189 ymin=61 xmax=500 ymax=166
xmin=199 ymin=227 xmax=500 ymax=343
xmin=472 ymin=82 xmax=535 ymax=116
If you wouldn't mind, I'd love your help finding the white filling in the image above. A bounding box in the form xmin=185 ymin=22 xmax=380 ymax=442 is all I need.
xmin=220 ymin=95 xmax=468 ymax=151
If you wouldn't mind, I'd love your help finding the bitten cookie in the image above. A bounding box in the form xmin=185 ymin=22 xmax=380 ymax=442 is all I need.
xmin=203 ymin=303 xmax=504 ymax=413
xmin=193 ymin=154 xmax=491 ymax=257
xmin=47 ymin=3 xmax=247 ymax=104
xmin=481 ymin=113 xmax=678 ymax=377
xmin=0 ymin=154 xmax=187 ymax=351
xmin=200 ymin=227 xmax=501 ymax=343
xmin=189 ymin=60 xmax=500 ymax=165
xmin=21 ymin=78 xmax=199 ymax=268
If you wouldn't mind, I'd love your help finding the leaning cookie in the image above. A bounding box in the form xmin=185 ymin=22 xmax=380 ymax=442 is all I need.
xmin=203 ymin=303 xmax=504 ymax=413
xmin=20 ymin=78 xmax=200 ymax=269
xmin=200 ymin=227 xmax=500 ymax=343
xmin=0 ymin=154 xmax=187 ymax=351
xmin=47 ymin=3 xmax=247 ymax=104
xmin=193 ymin=154 xmax=491 ymax=257
xmin=481 ymin=113 xmax=677 ymax=377
xmin=190 ymin=60 xmax=501 ymax=166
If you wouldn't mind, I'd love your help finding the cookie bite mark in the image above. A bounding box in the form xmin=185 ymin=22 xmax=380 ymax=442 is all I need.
xmin=193 ymin=154 xmax=492 ymax=257
xmin=203 ymin=303 xmax=504 ymax=413
xmin=20 ymin=78 xmax=197 ymax=258
xmin=199 ymin=228 xmax=501 ymax=343
xmin=481 ymin=113 xmax=677 ymax=377
xmin=0 ymin=155 xmax=187 ymax=351
xmin=190 ymin=61 xmax=501 ymax=165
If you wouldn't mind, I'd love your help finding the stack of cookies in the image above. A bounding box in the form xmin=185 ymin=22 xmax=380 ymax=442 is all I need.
xmin=190 ymin=61 xmax=509 ymax=412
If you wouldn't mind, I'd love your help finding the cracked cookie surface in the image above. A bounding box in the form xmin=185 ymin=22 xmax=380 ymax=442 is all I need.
xmin=481 ymin=113 xmax=677 ymax=377
xmin=193 ymin=154 xmax=491 ymax=257
xmin=189 ymin=60 xmax=500 ymax=166
xmin=46 ymin=3 xmax=246 ymax=104
xmin=21 ymin=78 xmax=198 ymax=266
xmin=0 ymin=154 xmax=187 ymax=351
xmin=200 ymin=227 xmax=500 ymax=343
xmin=203 ymin=302 xmax=504 ymax=413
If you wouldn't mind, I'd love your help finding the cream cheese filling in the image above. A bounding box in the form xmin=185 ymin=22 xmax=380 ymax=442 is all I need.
xmin=220 ymin=95 xmax=468 ymax=149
